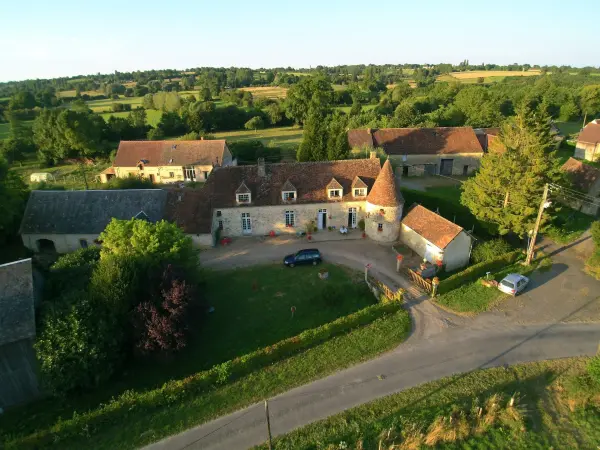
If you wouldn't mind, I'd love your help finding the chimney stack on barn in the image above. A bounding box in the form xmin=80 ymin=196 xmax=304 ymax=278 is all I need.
xmin=257 ymin=157 xmax=266 ymax=177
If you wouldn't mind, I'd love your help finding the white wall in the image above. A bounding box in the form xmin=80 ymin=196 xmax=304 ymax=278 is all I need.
xmin=443 ymin=231 xmax=472 ymax=271
xmin=21 ymin=234 xmax=100 ymax=253
xmin=400 ymin=224 xmax=443 ymax=263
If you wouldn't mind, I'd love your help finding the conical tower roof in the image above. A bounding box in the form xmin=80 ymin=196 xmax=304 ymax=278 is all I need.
xmin=366 ymin=159 xmax=401 ymax=207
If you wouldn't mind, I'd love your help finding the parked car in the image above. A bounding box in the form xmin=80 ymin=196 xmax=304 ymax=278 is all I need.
xmin=283 ymin=249 xmax=322 ymax=267
xmin=498 ymin=273 xmax=529 ymax=296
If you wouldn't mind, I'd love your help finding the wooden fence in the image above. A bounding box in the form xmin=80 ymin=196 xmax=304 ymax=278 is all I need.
xmin=366 ymin=275 xmax=404 ymax=302
xmin=403 ymin=268 xmax=433 ymax=294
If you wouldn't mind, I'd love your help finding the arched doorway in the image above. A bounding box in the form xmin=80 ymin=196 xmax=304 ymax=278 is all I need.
xmin=37 ymin=238 xmax=56 ymax=253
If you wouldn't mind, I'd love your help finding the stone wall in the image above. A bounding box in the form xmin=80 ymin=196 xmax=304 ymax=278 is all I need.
xmin=365 ymin=202 xmax=402 ymax=243
xmin=22 ymin=233 xmax=100 ymax=253
xmin=575 ymin=142 xmax=600 ymax=162
xmin=214 ymin=201 xmax=368 ymax=237
xmin=389 ymin=154 xmax=482 ymax=176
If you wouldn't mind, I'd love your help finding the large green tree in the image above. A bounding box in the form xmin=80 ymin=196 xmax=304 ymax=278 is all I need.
xmin=580 ymin=85 xmax=600 ymax=117
xmin=285 ymin=75 xmax=333 ymax=125
xmin=0 ymin=156 xmax=28 ymax=244
xmin=297 ymin=107 xmax=329 ymax=161
xmin=461 ymin=103 xmax=562 ymax=236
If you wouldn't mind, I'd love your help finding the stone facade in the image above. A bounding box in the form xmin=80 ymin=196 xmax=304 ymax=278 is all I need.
xmin=364 ymin=201 xmax=402 ymax=242
xmin=21 ymin=233 xmax=100 ymax=254
xmin=112 ymin=161 xmax=229 ymax=184
xmin=389 ymin=154 xmax=481 ymax=177
xmin=575 ymin=141 xmax=600 ymax=162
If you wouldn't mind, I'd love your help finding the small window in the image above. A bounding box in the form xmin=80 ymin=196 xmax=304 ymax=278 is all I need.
xmin=203 ymin=171 xmax=209 ymax=180
xmin=169 ymin=172 xmax=175 ymax=178
xmin=216 ymin=210 xmax=222 ymax=217
xmin=377 ymin=223 xmax=383 ymax=232
xmin=237 ymin=193 xmax=251 ymax=203
xmin=402 ymin=166 xmax=409 ymax=176
xmin=328 ymin=189 xmax=341 ymax=198
xmin=79 ymin=239 xmax=88 ymax=248
xmin=282 ymin=191 xmax=296 ymax=201
xmin=218 ymin=219 xmax=224 ymax=230
xmin=285 ymin=210 xmax=295 ymax=227
xmin=353 ymin=188 xmax=366 ymax=197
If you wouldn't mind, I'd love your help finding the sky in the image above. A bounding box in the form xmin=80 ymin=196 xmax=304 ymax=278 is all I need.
xmin=2 ymin=0 xmax=600 ymax=82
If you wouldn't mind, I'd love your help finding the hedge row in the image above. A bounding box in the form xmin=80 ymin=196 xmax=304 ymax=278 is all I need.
xmin=437 ymin=250 xmax=523 ymax=295
xmin=15 ymin=301 xmax=403 ymax=448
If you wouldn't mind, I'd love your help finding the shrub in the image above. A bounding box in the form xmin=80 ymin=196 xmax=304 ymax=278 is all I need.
xmin=103 ymin=175 xmax=154 ymax=190
xmin=45 ymin=247 xmax=100 ymax=298
xmin=358 ymin=219 xmax=365 ymax=231
xmin=244 ymin=116 xmax=265 ymax=131
xmin=35 ymin=290 xmax=125 ymax=394
xmin=587 ymin=355 xmax=600 ymax=384
xmin=591 ymin=221 xmax=600 ymax=247
xmin=471 ymin=239 xmax=513 ymax=264
xmin=585 ymin=251 xmax=600 ymax=280
xmin=438 ymin=251 xmax=522 ymax=295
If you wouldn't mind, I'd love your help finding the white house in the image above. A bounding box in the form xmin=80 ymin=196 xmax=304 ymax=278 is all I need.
xmin=400 ymin=204 xmax=472 ymax=271
xmin=575 ymin=119 xmax=600 ymax=162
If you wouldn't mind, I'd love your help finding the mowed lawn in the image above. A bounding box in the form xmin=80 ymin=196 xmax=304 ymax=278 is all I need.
xmin=84 ymin=96 xmax=144 ymax=112
xmin=239 ymin=86 xmax=288 ymax=98
xmin=213 ymin=125 xmax=303 ymax=151
xmin=100 ymin=109 xmax=162 ymax=127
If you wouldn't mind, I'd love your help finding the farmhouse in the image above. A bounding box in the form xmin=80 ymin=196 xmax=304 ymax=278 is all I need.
xmin=575 ymin=119 xmax=600 ymax=162
xmin=20 ymin=189 xmax=167 ymax=253
xmin=348 ymin=127 xmax=484 ymax=177
xmin=0 ymin=259 xmax=39 ymax=408
xmin=561 ymin=157 xmax=600 ymax=216
xmin=400 ymin=204 xmax=472 ymax=271
xmin=166 ymin=157 xmax=404 ymax=245
xmin=99 ymin=139 xmax=235 ymax=184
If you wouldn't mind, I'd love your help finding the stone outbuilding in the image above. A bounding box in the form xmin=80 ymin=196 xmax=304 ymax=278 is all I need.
xmin=347 ymin=127 xmax=484 ymax=177
xmin=166 ymin=157 xmax=404 ymax=245
xmin=400 ymin=204 xmax=473 ymax=271
xmin=560 ymin=157 xmax=600 ymax=216
xmin=575 ymin=119 xmax=600 ymax=162
xmin=19 ymin=189 xmax=167 ymax=253
xmin=0 ymin=259 xmax=39 ymax=408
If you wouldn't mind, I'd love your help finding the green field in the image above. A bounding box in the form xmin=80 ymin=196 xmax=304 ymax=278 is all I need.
xmin=556 ymin=120 xmax=583 ymax=138
xmin=213 ymin=125 xmax=303 ymax=150
xmin=9 ymin=158 xmax=111 ymax=190
xmin=335 ymin=104 xmax=377 ymax=114
xmin=84 ymin=96 xmax=145 ymax=112
xmin=257 ymin=358 xmax=600 ymax=450
xmin=100 ymin=109 xmax=162 ymax=127
xmin=0 ymin=121 xmax=11 ymax=140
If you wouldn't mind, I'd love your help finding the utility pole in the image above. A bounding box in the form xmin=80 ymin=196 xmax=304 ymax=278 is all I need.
xmin=525 ymin=184 xmax=549 ymax=265
xmin=264 ymin=400 xmax=273 ymax=450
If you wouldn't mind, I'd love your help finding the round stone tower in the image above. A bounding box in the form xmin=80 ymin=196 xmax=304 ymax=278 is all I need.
xmin=365 ymin=159 xmax=404 ymax=243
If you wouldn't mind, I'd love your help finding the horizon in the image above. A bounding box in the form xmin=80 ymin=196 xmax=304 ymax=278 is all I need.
xmin=2 ymin=0 xmax=600 ymax=83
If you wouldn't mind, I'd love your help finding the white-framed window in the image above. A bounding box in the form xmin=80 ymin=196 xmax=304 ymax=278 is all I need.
xmin=328 ymin=189 xmax=342 ymax=199
xmin=285 ymin=210 xmax=295 ymax=227
xmin=184 ymin=166 xmax=196 ymax=181
xmin=237 ymin=193 xmax=251 ymax=203
xmin=378 ymin=223 xmax=383 ymax=232
xmin=282 ymin=191 xmax=296 ymax=202
xmin=353 ymin=188 xmax=366 ymax=197
xmin=169 ymin=171 xmax=175 ymax=178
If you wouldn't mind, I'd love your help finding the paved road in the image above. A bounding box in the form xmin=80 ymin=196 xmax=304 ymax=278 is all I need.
xmin=142 ymin=236 xmax=600 ymax=450
xmin=146 ymin=322 xmax=600 ymax=450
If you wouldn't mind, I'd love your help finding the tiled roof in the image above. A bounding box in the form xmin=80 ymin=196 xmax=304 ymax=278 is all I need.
xmin=19 ymin=190 xmax=167 ymax=234
xmin=327 ymin=178 xmax=343 ymax=190
xmin=402 ymin=204 xmax=464 ymax=249
xmin=113 ymin=140 xmax=228 ymax=167
xmin=235 ymin=182 xmax=251 ymax=194
xmin=171 ymin=159 xmax=385 ymax=233
xmin=348 ymin=127 xmax=484 ymax=155
xmin=352 ymin=176 xmax=368 ymax=189
xmin=561 ymin=157 xmax=600 ymax=192
xmin=367 ymin=159 xmax=402 ymax=207
xmin=281 ymin=179 xmax=296 ymax=191
xmin=578 ymin=121 xmax=600 ymax=144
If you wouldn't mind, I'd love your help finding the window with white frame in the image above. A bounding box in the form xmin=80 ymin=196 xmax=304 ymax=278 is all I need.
xmin=282 ymin=191 xmax=296 ymax=201
xmin=285 ymin=210 xmax=295 ymax=227
xmin=184 ymin=166 xmax=196 ymax=181
xmin=236 ymin=193 xmax=251 ymax=203
xmin=353 ymin=188 xmax=366 ymax=197
xmin=328 ymin=189 xmax=342 ymax=199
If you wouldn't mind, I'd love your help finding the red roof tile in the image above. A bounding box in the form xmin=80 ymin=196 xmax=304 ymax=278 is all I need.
xmin=402 ymin=205 xmax=464 ymax=249
xmin=113 ymin=140 xmax=228 ymax=167
xmin=367 ymin=159 xmax=402 ymax=207
xmin=578 ymin=121 xmax=600 ymax=144
xmin=561 ymin=157 xmax=600 ymax=192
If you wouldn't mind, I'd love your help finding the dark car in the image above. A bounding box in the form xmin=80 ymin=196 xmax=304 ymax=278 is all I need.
xmin=283 ymin=249 xmax=322 ymax=267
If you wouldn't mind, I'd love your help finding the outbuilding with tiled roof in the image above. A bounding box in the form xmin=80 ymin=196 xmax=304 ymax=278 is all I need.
xmin=400 ymin=204 xmax=472 ymax=271
xmin=560 ymin=157 xmax=600 ymax=216
xmin=575 ymin=119 xmax=600 ymax=162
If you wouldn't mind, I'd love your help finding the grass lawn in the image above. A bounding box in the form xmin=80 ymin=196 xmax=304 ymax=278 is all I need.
xmin=0 ymin=120 xmax=34 ymax=140
xmin=434 ymin=256 xmax=548 ymax=314
xmin=556 ymin=120 xmax=583 ymax=138
xmin=335 ymin=104 xmax=377 ymax=114
xmin=239 ymin=86 xmax=288 ymax=98
xmin=99 ymin=109 xmax=162 ymax=127
xmin=546 ymin=205 xmax=596 ymax=244
xmin=255 ymin=358 xmax=600 ymax=450
xmin=0 ymin=265 xmax=411 ymax=450
xmin=83 ymin=96 xmax=144 ymax=112
xmin=213 ymin=125 xmax=303 ymax=151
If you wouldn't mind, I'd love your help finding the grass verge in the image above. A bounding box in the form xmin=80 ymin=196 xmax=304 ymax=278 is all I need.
xmin=0 ymin=305 xmax=410 ymax=450
xmin=546 ymin=205 xmax=595 ymax=245
xmin=255 ymin=358 xmax=600 ymax=450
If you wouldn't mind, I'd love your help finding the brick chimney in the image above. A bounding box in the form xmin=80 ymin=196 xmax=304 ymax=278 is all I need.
xmin=257 ymin=157 xmax=266 ymax=177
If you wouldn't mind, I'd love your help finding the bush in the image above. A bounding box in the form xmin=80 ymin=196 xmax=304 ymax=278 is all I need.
xmin=45 ymin=247 xmax=100 ymax=298
xmin=587 ymin=356 xmax=600 ymax=384
xmin=245 ymin=116 xmax=265 ymax=131
xmin=585 ymin=251 xmax=600 ymax=280
xmin=471 ymin=239 xmax=513 ymax=264
xmin=35 ymin=290 xmax=125 ymax=394
xmin=591 ymin=221 xmax=600 ymax=247
xmin=438 ymin=251 xmax=522 ymax=295
xmin=358 ymin=218 xmax=365 ymax=231
xmin=103 ymin=175 xmax=154 ymax=190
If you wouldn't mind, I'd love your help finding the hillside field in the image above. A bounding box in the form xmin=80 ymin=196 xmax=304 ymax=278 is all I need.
xmin=239 ymin=86 xmax=288 ymax=98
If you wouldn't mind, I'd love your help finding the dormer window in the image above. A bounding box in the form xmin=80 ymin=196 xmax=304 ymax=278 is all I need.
xmin=351 ymin=176 xmax=368 ymax=198
xmin=281 ymin=179 xmax=297 ymax=202
xmin=236 ymin=181 xmax=251 ymax=204
xmin=327 ymin=178 xmax=343 ymax=200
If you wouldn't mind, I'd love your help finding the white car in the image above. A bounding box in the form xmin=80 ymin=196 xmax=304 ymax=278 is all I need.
xmin=498 ymin=273 xmax=529 ymax=296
